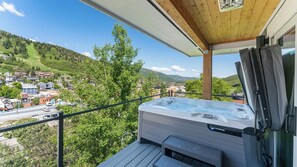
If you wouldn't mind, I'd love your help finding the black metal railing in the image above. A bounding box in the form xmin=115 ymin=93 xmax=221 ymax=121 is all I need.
xmin=0 ymin=91 xmax=244 ymax=166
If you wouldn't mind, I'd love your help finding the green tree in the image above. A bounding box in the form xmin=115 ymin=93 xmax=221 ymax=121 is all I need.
xmin=10 ymin=88 xmax=21 ymax=99
xmin=0 ymin=86 xmax=11 ymax=98
xmin=140 ymin=72 xmax=157 ymax=97
xmin=3 ymin=39 xmax=12 ymax=49
xmin=32 ymin=98 xmax=39 ymax=105
xmin=12 ymin=82 xmax=22 ymax=89
xmin=54 ymin=84 xmax=60 ymax=89
xmin=185 ymin=74 xmax=232 ymax=101
xmin=185 ymin=74 xmax=203 ymax=99
xmin=212 ymin=77 xmax=232 ymax=101
xmin=14 ymin=101 xmax=23 ymax=108
xmin=160 ymin=82 xmax=167 ymax=97
xmin=60 ymin=24 xmax=144 ymax=165
xmin=3 ymin=118 xmax=56 ymax=166
xmin=0 ymin=143 xmax=28 ymax=166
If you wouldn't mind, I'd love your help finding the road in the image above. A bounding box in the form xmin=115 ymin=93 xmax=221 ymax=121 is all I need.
xmin=0 ymin=105 xmax=58 ymax=124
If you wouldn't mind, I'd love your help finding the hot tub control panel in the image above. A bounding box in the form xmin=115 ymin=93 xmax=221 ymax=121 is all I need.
xmin=207 ymin=124 xmax=242 ymax=137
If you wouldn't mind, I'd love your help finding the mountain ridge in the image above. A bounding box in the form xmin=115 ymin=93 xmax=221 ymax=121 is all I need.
xmin=0 ymin=29 xmax=238 ymax=84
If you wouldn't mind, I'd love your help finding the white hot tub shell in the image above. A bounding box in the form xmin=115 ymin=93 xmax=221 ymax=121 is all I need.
xmin=138 ymin=97 xmax=255 ymax=167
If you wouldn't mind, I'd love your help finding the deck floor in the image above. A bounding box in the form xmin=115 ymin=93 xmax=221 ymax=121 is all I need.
xmin=98 ymin=141 xmax=162 ymax=167
xmin=98 ymin=141 xmax=215 ymax=167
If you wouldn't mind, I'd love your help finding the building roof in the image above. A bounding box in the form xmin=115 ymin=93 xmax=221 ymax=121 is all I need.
xmin=4 ymin=72 xmax=11 ymax=76
xmin=82 ymin=0 xmax=281 ymax=56
xmin=22 ymin=84 xmax=38 ymax=89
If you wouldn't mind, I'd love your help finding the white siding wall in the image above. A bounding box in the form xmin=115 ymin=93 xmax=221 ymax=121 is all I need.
xmin=266 ymin=0 xmax=297 ymax=38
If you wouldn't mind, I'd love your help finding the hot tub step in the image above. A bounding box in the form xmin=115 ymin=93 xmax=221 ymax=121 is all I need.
xmin=162 ymin=136 xmax=222 ymax=167
xmin=153 ymin=155 xmax=191 ymax=167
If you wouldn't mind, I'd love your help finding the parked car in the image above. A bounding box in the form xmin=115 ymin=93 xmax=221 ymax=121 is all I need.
xmin=43 ymin=115 xmax=51 ymax=119
xmin=43 ymin=107 xmax=50 ymax=112
xmin=46 ymin=102 xmax=52 ymax=106
xmin=51 ymin=113 xmax=58 ymax=117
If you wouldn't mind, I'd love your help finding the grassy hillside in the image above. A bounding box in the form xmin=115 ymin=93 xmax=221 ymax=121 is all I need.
xmin=140 ymin=68 xmax=197 ymax=83
xmin=0 ymin=30 xmax=90 ymax=74
xmin=223 ymin=74 xmax=240 ymax=86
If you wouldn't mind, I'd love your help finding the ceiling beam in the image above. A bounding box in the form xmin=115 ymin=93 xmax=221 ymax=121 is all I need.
xmin=156 ymin=0 xmax=209 ymax=51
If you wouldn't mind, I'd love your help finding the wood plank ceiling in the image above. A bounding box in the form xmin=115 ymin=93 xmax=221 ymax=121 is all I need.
xmin=156 ymin=0 xmax=280 ymax=51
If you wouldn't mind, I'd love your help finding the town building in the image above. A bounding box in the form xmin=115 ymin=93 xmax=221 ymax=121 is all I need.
xmin=27 ymin=76 xmax=39 ymax=82
xmin=0 ymin=98 xmax=14 ymax=110
xmin=36 ymin=72 xmax=54 ymax=78
xmin=14 ymin=71 xmax=28 ymax=79
xmin=22 ymin=84 xmax=38 ymax=94
xmin=46 ymin=82 xmax=54 ymax=89
xmin=38 ymin=82 xmax=55 ymax=90
xmin=4 ymin=72 xmax=15 ymax=84
xmin=37 ymin=82 xmax=47 ymax=90
xmin=20 ymin=93 xmax=29 ymax=101
xmin=39 ymin=95 xmax=55 ymax=105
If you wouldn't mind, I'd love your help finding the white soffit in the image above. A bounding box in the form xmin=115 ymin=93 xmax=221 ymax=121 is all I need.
xmin=212 ymin=39 xmax=256 ymax=55
xmin=81 ymin=0 xmax=203 ymax=57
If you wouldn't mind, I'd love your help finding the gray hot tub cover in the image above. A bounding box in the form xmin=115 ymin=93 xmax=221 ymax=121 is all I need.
xmin=239 ymin=45 xmax=287 ymax=131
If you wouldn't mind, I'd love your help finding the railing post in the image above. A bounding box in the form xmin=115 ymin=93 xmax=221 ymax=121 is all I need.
xmin=57 ymin=112 xmax=64 ymax=167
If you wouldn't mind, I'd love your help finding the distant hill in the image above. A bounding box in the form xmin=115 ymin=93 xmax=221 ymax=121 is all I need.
xmin=0 ymin=30 xmax=90 ymax=75
xmin=223 ymin=74 xmax=240 ymax=86
xmin=140 ymin=68 xmax=197 ymax=83
xmin=0 ymin=29 xmax=239 ymax=84
xmin=0 ymin=30 xmax=199 ymax=83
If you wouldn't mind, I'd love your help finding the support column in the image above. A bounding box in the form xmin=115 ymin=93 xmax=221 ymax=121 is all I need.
xmin=202 ymin=48 xmax=212 ymax=100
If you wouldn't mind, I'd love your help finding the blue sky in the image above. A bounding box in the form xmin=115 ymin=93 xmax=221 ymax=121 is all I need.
xmin=0 ymin=0 xmax=240 ymax=78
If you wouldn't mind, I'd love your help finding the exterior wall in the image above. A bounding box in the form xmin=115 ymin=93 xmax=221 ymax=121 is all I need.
xmin=38 ymin=82 xmax=46 ymax=90
xmin=22 ymin=88 xmax=37 ymax=94
xmin=5 ymin=76 xmax=14 ymax=83
xmin=39 ymin=97 xmax=53 ymax=105
xmin=46 ymin=82 xmax=54 ymax=89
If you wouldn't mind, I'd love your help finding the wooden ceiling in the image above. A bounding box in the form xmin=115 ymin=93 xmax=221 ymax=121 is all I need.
xmin=156 ymin=0 xmax=280 ymax=50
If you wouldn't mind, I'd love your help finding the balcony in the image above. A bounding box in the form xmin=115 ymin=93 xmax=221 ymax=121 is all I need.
xmin=0 ymin=92 xmax=243 ymax=166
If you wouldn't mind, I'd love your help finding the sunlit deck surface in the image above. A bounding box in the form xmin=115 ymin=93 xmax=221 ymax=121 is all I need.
xmin=98 ymin=141 xmax=162 ymax=167
xmin=98 ymin=141 xmax=214 ymax=167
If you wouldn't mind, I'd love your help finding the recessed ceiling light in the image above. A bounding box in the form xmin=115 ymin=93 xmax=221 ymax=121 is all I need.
xmin=218 ymin=0 xmax=244 ymax=12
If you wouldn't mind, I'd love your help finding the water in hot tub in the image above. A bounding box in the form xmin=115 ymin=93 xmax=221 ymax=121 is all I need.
xmin=152 ymin=98 xmax=252 ymax=120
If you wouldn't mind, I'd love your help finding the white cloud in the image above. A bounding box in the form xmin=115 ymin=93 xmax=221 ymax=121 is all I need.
xmin=1 ymin=2 xmax=25 ymax=17
xmin=29 ymin=38 xmax=36 ymax=42
xmin=0 ymin=5 xmax=5 ymax=12
xmin=191 ymin=69 xmax=199 ymax=73
xmin=82 ymin=52 xmax=92 ymax=58
xmin=151 ymin=67 xmax=171 ymax=72
xmin=171 ymin=65 xmax=186 ymax=72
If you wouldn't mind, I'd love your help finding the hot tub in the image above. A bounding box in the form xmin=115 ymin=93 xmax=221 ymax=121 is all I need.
xmin=139 ymin=97 xmax=254 ymax=129
xmin=138 ymin=97 xmax=255 ymax=167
